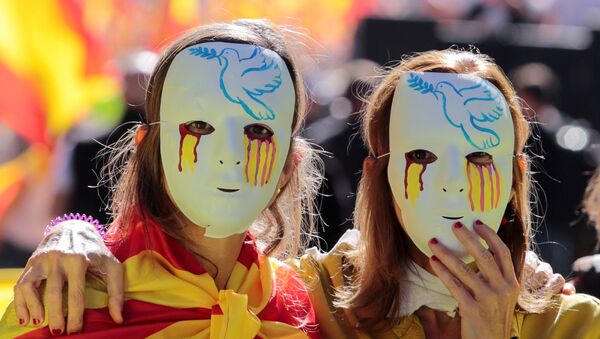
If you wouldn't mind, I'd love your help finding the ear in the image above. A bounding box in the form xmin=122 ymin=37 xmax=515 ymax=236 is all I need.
xmin=278 ymin=150 xmax=301 ymax=189
xmin=135 ymin=125 xmax=148 ymax=146
xmin=517 ymin=153 xmax=527 ymax=172
xmin=363 ymin=156 xmax=376 ymax=175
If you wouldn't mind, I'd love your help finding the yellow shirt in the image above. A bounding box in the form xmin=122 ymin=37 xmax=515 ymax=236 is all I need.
xmin=289 ymin=233 xmax=600 ymax=339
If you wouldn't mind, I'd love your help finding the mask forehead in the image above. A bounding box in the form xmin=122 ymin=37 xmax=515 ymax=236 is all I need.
xmin=390 ymin=72 xmax=514 ymax=155
xmin=159 ymin=41 xmax=296 ymax=238
xmin=388 ymin=71 xmax=515 ymax=260
xmin=162 ymin=41 xmax=295 ymax=128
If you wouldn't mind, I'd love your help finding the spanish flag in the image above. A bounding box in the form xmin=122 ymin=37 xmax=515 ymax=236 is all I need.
xmin=1 ymin=215 xmax=318 ymax=338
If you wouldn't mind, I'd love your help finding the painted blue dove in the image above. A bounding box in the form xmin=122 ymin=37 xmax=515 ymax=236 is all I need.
xmin=189 ymin=45 xmax=282 ymax=120
xmin=407 ymin=73 xmax=506 ymax=150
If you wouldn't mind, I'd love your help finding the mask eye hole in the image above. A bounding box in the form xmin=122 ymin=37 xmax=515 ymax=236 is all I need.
xmin=184 ymin=121 xmax=215 ymax=135
xmin=406 ymin=149 xmax=438 ymax=164
xmin=466 ymin=152 xmax=493 ymax=165
xmin=244 ymin=124 xmax=274 ymax=140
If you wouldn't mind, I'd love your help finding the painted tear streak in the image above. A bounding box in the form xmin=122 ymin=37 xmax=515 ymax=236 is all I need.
xmin=243 ymin=133 xmax=278 ymax=187
xmin=178 ymin=124 xmax=202 ymax=173
xmin=465 ymin=161 xmax=502 ymax=212
xmin=404 ymin=154 xmax=428 ymax=206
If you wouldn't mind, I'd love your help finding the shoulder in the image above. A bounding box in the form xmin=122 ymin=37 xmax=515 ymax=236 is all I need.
xmin=516 ymin=293 xmax=600 ymax=339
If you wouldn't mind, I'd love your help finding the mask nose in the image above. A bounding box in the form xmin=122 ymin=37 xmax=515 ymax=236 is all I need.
xmin=442 ymin=186 xmax=464 ymax=193
xmin=439 ymin=146 xmax=466 ymax=194
xmin=216 ymin=118 xmax=243 ymax=166
xmin=219 ymin=159 xmax=241 ymax=165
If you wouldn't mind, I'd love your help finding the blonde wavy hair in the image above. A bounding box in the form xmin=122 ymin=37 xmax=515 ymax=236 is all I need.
xmin=102 ymin=19 xmax=323 ymax=260
xmin=339 ymin=49 xmax=549 ymax=329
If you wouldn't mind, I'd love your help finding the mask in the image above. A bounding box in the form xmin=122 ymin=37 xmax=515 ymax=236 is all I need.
xmin=388 ymin=71 xmax=514 ymax=260
xmin=160 ymin=42 xmax=295 ymax=238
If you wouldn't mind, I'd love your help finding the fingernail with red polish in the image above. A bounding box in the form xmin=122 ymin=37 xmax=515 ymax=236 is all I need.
xmin=51 ymin=329 xmax=62 ymax=335
xmin=18 ymin=318 xmax=24 ymax=325
xmin=429 ymin=237 xmax=438 ymax=245
xmin=453 ymin=222 xmax=463 ymax=229
xmin=475 ymin=219 xmax=484 ymax=226
xmin=32 ymin=318 xmax=40 ymax=325
xmin=431 ymin=255 xmax=439 ymax=262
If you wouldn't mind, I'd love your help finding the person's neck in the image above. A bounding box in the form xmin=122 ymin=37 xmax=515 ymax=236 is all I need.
xmin=407 ymin=239 xmax=462 ymax=338
xmin=181 ymin=224 xmax=247 ymax=290
xmin=415 ymin=306 xmax=461 ymax=339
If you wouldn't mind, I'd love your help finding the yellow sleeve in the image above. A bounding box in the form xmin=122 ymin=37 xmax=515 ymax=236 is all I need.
xmin=517 ymin=293 xmax=600 ymax=339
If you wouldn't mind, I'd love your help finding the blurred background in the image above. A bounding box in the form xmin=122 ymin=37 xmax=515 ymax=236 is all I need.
xmin=1 ymin=0 xmax=600 ymax=295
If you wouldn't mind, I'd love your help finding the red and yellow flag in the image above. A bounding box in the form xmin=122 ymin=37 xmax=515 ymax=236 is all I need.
xmin=1 ymin=216 xmax=318 ymax=338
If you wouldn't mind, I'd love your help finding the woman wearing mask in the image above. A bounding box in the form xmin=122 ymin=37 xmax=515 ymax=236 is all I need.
xmin=297 ymin=49 xmax=599 ymax=338
xmin=1 ymin=19 xmax=321 ymax=338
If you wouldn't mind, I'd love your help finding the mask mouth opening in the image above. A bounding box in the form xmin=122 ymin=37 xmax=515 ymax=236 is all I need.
xmin=217 ymin=187 xmax=240 ymax=193
xmin=442 ymin=216 xmax=463 ymax=220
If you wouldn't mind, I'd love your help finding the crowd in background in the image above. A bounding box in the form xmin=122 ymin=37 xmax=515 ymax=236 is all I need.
xmin=1 ymin=0 xmax=600 ymax=297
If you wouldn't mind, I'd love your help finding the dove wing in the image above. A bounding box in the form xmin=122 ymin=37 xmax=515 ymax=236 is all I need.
xmin=240 ymin=56 xmax=282 ymax=96
xmin=460 ymin=82 xmax=506 ymax=123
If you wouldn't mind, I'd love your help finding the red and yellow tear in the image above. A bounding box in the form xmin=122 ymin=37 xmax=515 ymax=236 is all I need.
xmin=404 ymin=154 xmax=428 ymax=206
xmin=465 ymin=161 xmax=502 ymax=212
xmin=178 ymin=124 xmax=202 ymax=173
xmin=243 ymin=133 xmax=278 ymax=187
xmin=177 ymin=124 xmax=278 ymax=187
xmin=403 ymin=155 xmax=502 ymax=212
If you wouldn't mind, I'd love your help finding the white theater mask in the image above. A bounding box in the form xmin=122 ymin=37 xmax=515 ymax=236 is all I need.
xmin=388 ymin=72 xmax=515 ymax=261
xmin=160 ymin=42 xmax=295 ymax=238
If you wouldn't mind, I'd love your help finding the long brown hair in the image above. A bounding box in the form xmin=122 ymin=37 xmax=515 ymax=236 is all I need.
xmin=339 ymin=49 xmax=547 ymax=329
xmin=102 ymin=19 xmax=323 ymax=259
xmin=583 ymin=168 xmax=600 ymax=242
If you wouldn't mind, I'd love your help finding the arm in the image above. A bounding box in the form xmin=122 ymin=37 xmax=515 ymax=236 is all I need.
xmin=13 ymin=219 xmax=123 ymax=335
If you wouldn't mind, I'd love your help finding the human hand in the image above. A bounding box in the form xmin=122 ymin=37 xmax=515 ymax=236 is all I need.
xmin=523 ymin=251 xmax=575 ymax=296
xmin=13 ymin=220 xmax=123 ymax=335
xmin=428 ymin=220 xmax=519 ymax=339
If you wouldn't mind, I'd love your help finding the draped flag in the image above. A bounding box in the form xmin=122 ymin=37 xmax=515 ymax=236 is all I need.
xmin=1 ymin=216 xmax=318 ymax=338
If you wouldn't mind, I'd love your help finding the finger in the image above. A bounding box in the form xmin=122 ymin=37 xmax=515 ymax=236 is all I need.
xmin=469 ymin=221 xmax=513 ymax=281
xmin=543 ymin=274 xmax=565 ymax=295
xmin=14 ymin=266 xmax=46 ymax=326
xmin=533 ymin=262 xmax=553 ymax=288
xmin=522 ymin=251 xmax=540 ymax=282
xmin=562 ymin=282 xmax=576 ymax=295
xmin=104 ymin=260 xmax=124 ymax=324
xmin=429 ymin=256 xmax=475 ymax=308
xmin=18 ymin=266 xmax=46 ymax=326
xmin=65 ymin=256 xmax=88 ymax=334
xmin=45 ymin=264 xmax=65 ymax=334
xmin=428 ymin=238 xmax=488 ymax=293
xmin=21 ymin=282 xmax=45 ymax=326
xmin=13 ymin=285 xmax=29 ymax=326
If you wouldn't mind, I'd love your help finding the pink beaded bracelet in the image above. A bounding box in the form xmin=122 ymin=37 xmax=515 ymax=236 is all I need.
xmin=44 ymin=213 xmax=105 ymax=237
